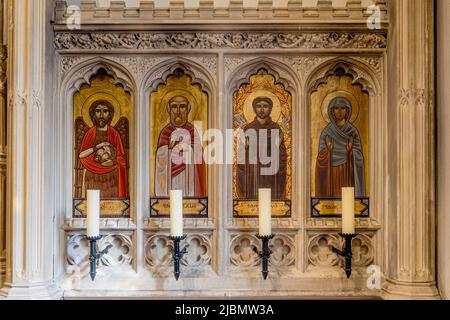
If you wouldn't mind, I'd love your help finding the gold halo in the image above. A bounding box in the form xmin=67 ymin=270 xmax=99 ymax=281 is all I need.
xmin=160 ymin=90 xmax=199 ymax=122
xmin=82 ymin=93 xmax=122 ymax=127
xmin=321 ymin=90 xmax=360 ymax=124
xmin=243 ymin=90 xmax=282 ymax=123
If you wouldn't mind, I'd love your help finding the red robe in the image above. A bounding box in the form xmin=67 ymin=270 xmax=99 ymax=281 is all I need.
xmin=80 ymin=126 xmax=127 ymax=198
xmin=157 ymin=123 xmax=206 ymax=197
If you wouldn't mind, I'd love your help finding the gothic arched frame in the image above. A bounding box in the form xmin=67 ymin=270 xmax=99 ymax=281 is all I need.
xmin=305 ymin=57 xmax=385 ymax=272
xmin=225 ymin=56 xmax=303 ymax=271
xmin=58 ymin=58 xmax=138 ymax=222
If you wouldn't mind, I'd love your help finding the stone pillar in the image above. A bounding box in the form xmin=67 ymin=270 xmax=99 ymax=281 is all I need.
xmin=437 ymin=0 xmax=450 ymax=301
xmin=383 ymin=0 xmax=439 ymax=299
xmin=0 ymin=0 xmax=60 ymax=299
xmin=0 ymin=0 xmax=6 ymax=288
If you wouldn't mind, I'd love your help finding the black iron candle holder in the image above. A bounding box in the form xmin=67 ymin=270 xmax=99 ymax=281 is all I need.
xmin=169 ymin=235 xmax=188 ymax=281
xmin=86 ymin=235 xmax=109 ymax=281
xmin=256 ymin=234 xmax=275 ymax=280
xmin=331 ymin=233 xmax=358 ymax=279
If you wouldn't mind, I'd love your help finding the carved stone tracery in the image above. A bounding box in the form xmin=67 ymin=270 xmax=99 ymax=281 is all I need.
xmin=54 ymin=32 xmax=387 ymax=51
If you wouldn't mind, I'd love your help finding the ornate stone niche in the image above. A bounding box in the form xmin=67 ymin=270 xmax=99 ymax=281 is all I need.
xmin=50 ymin=0 xmax=393 ymax=299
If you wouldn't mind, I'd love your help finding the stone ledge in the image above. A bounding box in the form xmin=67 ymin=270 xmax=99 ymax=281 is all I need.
xmin=54 ymin=0 xmax=388 ymax=25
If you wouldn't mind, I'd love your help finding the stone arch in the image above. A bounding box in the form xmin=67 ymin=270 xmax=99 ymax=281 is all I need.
xmin=306 ymin=57 xmax=382 ymax=97
xmin=142 ymin=56 xmax=216 ymax=96
xmin=58 ymin=57 xmax=137 ymax=219
xmin=140 ymin=56 xmax=217 ymax=220
xmin=304 ymin=57 xmax=385 ymax=256
xmin=224 ymin=56 xmax=302 ymax=225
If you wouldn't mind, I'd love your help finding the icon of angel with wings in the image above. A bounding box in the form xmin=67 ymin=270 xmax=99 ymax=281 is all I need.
xmin=74 ymin=100 xmax=129 ymax=199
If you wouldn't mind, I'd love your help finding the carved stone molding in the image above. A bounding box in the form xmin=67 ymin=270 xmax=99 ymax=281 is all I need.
xmin=305 ymin=218 xmax=381 ymax=230
xmin=64 ymin=218 xmax=136 ymax=230
xmin=53 ymin=0 xmax=388 ymax=25
xmin=54 ymin=32 xmax=387 ymax=51
xmin=308 ymin=60 xmax=376 ymax=94
xmin=144 ymin=218 xmax=215 ymax=230
xmin=144 ymin=232 xmax=213 ymax=277
xmin=227 ymin=218 xmax=300 ymax=230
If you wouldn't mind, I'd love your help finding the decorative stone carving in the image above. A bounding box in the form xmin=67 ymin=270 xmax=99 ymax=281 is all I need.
xmin=108 ymin=56 xmax=165 ymax=81
xmin=307 ymin=233 xmax=374 ymax=269
xmin=224 ymin=56 xmax=257 ymax=76
xmin=269 ymin=235 xmax=296 ymax=268
xmin=144 ymin=233 xmax=213 ymax=277
xmin=353 ymin=56 xmax=383 ymax=78
xmin=144 ymin=218 xmax=215 ymax=230
xmin=279 ymin=56 xmax=332 ymax=82
xmin=228 ymin=218 xmax=300 ymax=229
xmin=229 ymin=233 xmax=296 ymax=273
xmin=187 ymin=55 xmax=217 ymax=78
xmin=54 ymin=32 xmax=387 ymax=51
xmin=64 ymin=218 xmax=136 ymax=230
xmin=230 ymin=234 xmax=260 ymax=268
xmin=305 ymin=217 xmax=381 ymax=230
xmin=181 ymin=234 xmax=212 ymax=268
xmin=67 ymin=234 xmax=89 ymax=268
xmin=351 ymin=235 xmax=374 ymax=268
xmin=308 ymin=234 xmax=340 ymax=268
xmin=144 ymin=235 xmax=173 ymax=276
xmin=60 ymin=56 xmax=86 ymax=75
xmin=67 ymin=233 xmax=133 ymax=269
xmin=98 ymin=234 xmax=133 ymax=267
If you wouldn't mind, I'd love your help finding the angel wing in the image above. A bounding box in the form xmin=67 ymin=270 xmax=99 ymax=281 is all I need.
xmin=114 ymin=117 xmax=130 ymax=168
xmin=74 ymin=117 xmax=90 ymax=198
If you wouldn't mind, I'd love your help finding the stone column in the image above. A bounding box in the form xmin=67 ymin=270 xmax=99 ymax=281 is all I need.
xmin=0 ymin=0 xmax=60 ymax=299
xmin=0 ymin=0 xmax=6 ymax=288
xmin=437 ymin=0 xmax=450 ymax=300
xmin=383 ymin=0 xmax=439 ymax=299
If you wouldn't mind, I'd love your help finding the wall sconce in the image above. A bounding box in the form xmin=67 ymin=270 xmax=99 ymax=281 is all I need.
xmin=87 ymin=235 xmax=109 ymax=281
xmin=169 ymin=235 xmax=189 ymax=281
xmin=330 ymin=188 xmax=359 ymax=278
xmin=169 ymin=190 xmax=188 ymax=281
xmin=85 ymin=190 xmax=109 ymax=281
xmin=256 ymin=234 xmax=274 ymax=280
xmin=331 ymin=233 xmax=358 ymax=278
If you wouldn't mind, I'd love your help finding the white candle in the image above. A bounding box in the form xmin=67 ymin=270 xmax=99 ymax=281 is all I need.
xmin=258 ymin=189 xmax=272 ymax=236
xmin=86 ymin=190 xmax=100 ymax=238
xmin=170 ymin=190 xmax=184 ymax=237
xmin=342 ymin=187 xmax=355 ymax=234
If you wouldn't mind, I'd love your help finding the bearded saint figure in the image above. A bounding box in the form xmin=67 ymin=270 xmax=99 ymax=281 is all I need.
xmin=154 ymin=95 xmax=206 ymax=197
xmin=75 ymin=100 xmax=129 ymax=198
